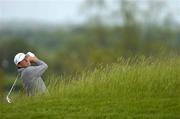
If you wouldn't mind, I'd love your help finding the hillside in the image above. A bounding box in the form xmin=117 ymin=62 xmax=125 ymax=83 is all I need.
xmin=1 ymin=57 xmax=180 ymax=119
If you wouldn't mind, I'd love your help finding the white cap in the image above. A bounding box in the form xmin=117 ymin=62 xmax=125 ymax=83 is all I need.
xmin=14 ymin=53 xmax=26 ymax=65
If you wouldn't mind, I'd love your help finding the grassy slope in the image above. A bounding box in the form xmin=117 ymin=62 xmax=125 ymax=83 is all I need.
xmin=1 ymin=57 xmax=180 ymax=119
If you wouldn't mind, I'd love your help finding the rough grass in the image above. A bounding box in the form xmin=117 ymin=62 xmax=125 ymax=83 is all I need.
xmin=1 ymin=57 xmax=180 ymax=119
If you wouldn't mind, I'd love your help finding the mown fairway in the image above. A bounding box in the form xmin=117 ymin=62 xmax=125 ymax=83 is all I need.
xmin=1 ymin=57 xmax=180 ymax=119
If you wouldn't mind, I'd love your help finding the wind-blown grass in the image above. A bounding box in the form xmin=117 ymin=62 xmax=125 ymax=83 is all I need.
xmin=1 ymin=57 xmax=180 ymax=119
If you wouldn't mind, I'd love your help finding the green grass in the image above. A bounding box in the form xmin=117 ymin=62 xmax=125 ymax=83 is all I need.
xmin=1 ymin=57 xmax=180 ymax=119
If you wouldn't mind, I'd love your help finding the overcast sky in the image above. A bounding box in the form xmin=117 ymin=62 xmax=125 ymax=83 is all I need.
xmin=0 ymin=0 xmax=180 ymax=24
xmin=0 ymin=0 xmax=85 ymax=24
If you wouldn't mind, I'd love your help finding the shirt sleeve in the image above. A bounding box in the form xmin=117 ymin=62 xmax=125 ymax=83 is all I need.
xmin=25 ymin=60 xmax=48 ymax=77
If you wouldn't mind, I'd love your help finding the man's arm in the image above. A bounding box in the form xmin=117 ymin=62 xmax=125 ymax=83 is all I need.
xmin=32 ymin=60 xmax=48 ymax=76
xmin=26 ymin=56 xmax=48 ymax=77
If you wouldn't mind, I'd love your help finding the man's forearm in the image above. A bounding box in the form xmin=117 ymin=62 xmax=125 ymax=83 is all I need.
xmin=35 ymin=60 xmax=48 ymax=67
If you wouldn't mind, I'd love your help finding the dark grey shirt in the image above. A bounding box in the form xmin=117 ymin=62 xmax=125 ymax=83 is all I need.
xmin=18 ymin=60 xmax=48 ymax=96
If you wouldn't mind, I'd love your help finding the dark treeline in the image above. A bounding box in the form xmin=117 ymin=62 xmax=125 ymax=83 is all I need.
xmin=0 ymin=0 xmax=180 ymax=75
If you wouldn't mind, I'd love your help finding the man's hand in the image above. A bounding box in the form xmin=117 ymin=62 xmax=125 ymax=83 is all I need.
xmin=26 ymin=52 xmax=38 ymax=63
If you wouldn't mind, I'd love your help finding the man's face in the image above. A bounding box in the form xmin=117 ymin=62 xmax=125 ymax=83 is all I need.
xmin=17 ymin=56 xmax=31 ymax=68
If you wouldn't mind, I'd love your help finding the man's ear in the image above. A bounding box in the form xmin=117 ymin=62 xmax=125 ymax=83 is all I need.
xmin=17 ymin=63 xmax=21 ymax=68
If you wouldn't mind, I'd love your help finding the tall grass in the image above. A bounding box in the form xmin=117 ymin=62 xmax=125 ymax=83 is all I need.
xmin=46 ymin=56 xmax=180 ymax=98
xmin=1 ymin=56 xmax=180 ymax=119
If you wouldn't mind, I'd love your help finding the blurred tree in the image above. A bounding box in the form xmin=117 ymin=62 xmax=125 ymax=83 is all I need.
xmin=81 ymin=0 xmax=109 ymax=48
xmin=0 ymin=0 xmax=177 ymax=75
xmin=118 ymin=0 xmax=141 ymax=56
xmin=0 ymin=68 xmax=5 ymax=101
xmin=0 ymin=38 xmax=37 ymax=73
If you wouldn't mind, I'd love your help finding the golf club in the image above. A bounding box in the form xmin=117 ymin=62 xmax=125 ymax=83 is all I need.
xmin=6 ymin=74 xmax=19 ymax=103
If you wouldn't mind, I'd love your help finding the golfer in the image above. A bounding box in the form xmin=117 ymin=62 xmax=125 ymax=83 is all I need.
xmin=14 ymin=52 xmax=48 ymax=96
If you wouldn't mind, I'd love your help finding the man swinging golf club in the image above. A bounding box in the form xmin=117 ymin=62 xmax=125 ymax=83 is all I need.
xmin=9 ymin=52 xmax=48 ymax=100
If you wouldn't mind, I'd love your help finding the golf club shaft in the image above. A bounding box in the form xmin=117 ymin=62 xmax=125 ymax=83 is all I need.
xmin=7 ymin=74 xmax=19 ymax=97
